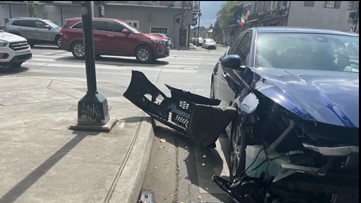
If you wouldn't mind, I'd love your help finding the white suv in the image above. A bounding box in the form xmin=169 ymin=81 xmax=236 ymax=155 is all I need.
xmin=0 ymin=30 xmax=32 ymax=68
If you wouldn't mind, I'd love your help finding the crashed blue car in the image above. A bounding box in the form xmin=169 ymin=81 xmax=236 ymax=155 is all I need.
xmin=124 ymin=27 xmax=359 ymax=203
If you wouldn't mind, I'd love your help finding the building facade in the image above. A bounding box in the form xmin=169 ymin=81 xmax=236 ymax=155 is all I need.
xmin=221 ymin=1 xmax=359 ymax=45
xmin=0 ymin=1 xmax=201 ymax=49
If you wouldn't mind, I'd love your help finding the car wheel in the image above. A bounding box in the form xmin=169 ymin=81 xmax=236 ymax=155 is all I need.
xmin=71 ymin=41 xmax=85 ymax=59
xmin=135 ymin=46 xmax=153 ymax=63
xmin=229 ymin=121 xmax=247 ymax=182
xmin=55 ymin=36 xmax=61 ymax=48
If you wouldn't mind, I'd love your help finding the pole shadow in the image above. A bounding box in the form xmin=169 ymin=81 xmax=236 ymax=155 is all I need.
xmin=0 ymin=131 xmax=99 ymax=203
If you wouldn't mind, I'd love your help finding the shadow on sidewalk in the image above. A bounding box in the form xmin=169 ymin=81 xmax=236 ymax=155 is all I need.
xmin=0 ymin=131 xmax=99 ymax=203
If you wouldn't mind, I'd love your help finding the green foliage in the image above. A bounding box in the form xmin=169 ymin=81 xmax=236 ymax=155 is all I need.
xmin=216 ymin=1 xmax=238 ymax=30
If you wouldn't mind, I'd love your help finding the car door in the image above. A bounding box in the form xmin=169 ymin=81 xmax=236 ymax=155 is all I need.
xmin=103 ymin=21 xmax=129 ymax=54
xmin=213 ymin=32 xmax=245 ymax=105
xmin=106 ymin=21 xmax=138 ymax=55
xmin=33 ymin=20 xmax=52 ymax=42
xmin=91 ymin=20 xmax=111 ymax=53
xmin=228 ymin=31 xmax=254 ymax=94
xmin=14 ymin=20 xmax=36 ymax=40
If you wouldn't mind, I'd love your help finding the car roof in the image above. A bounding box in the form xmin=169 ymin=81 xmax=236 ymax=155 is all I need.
xmin=253 ymin=26 xmax=358 ymax=36
xmin=9 ymin=17 xmax=44 ymax=20
xmin=65 ymin=17 xmax=125 ymax=23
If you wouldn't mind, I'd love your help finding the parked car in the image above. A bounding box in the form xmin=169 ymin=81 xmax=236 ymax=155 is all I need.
xmin=190 ymin=37 xmax=196 ymax=45
xmin=60 ymin=17 xmax=169 ymax=63
xmin=195 ymin=37 xmax=203 ymax=46
xmin=0 ymin=30 xmax=32 ymax=68
xmin=202 ymin=38 xmax=217 ymax=49
xmin=152 ymin=33 xmax=173 ymax=48
xmin=4 ymin=17 xmax=61 ymax=48
xmin=123 ymin=27 xmax=359 ymax=203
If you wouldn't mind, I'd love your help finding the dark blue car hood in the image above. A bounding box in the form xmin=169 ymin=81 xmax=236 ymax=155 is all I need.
xmin=252 ymin=68 xmax=359 ymax=128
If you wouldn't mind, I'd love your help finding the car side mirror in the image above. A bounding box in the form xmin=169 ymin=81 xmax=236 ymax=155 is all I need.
xmin=220 ymin=54 xmax=243 ymax=70
xmin=122 ymin=28 xmax=131 ymax=35
xmin=44 ymin=24 xmax=51 ymax=30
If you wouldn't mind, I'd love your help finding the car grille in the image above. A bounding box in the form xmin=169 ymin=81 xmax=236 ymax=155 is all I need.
xmin=14 ymin=53 xmax=32 ymax=61
xmin=10 ymin=41 xmax=29 ymax=51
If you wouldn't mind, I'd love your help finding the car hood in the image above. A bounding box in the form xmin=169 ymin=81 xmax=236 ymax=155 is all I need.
xmin=143 ymin=33 xmax=166 ymax=41
xmin=0 ymin=31 xmax=27 ymax=42
xmin=253 ymin=68 xmax=359 ymax=127
xmin=205 ymin=42 xmax=216 ymax=45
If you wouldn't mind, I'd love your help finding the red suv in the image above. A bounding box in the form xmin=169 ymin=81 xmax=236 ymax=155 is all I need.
xmin=60 ymin=17 xmax=169 ymax=63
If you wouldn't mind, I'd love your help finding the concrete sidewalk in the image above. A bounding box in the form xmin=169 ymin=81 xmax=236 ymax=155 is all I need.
xmin=0 ymin=76 xmax=154 ymax=203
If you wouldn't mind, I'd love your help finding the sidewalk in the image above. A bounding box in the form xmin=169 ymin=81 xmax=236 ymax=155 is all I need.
xmin=0 ymin=76 xmax=154 ymax=203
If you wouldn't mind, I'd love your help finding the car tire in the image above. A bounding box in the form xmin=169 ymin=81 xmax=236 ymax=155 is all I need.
xmin=55 ymin=36 xmax=61 ymax=48
xmin=229 ymin=120 xmax=247 ymax=182
xmin=71 ymin=41 xmax=85 ymax=59
xmin=135 ymin=46 xmax=153 ymax=63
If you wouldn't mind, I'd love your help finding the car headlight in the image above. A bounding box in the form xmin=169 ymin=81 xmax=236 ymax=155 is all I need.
xmin=150 ymin=37 xmax=166 ymax=45
xmin=0 ymin=40 xmax=8 ymax=47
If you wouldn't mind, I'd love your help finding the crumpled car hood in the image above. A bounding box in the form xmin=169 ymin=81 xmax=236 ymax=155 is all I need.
xmin=253 ymin=68 xmax=359 ymax=127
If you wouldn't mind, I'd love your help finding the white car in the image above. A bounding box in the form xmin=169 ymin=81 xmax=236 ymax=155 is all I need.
xmin=0 ymin=30 xmax=32 ymax=68
xmin=202 ymin=38 xmax=217 ymax=49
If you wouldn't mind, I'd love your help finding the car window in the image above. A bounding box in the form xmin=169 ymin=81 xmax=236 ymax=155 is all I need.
xmin=121 ymin=22 xmax=141 ymax=33
xmin=72 ymin=22 xmax=83 ymax=29
xmin=12 ymin=20 xmax=36 ymax=27
xmin=93 ymin=21 xmax=108 ymax=31
xmin=44 ymin=20 xmax=59 ymax=28
xmin=106 ymin=22 xmax=123 ymax=32
xmin=35 ymin=20 xmax=46 ymax=28
xmin=234 ymin=32 xmax=252 ymax=65
xmin=228 ymin=32 xmax=245 ymax=55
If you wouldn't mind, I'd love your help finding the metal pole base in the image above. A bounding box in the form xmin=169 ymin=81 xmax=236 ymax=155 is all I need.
xmin=69 ymin=93 xmax=116 ymax=132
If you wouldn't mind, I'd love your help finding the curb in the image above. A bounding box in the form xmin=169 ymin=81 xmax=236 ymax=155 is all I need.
xmin=107 ymin=115 xmax=155 ymax=203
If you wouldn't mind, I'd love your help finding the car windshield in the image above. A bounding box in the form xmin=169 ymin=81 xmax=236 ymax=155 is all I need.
xmin=44 ymin=20 xmax=59 ymax=28
xmin=256 ymin=33 xmax=359 ymax=72
xmin=121 ymin=22 xmax=141 ymax=34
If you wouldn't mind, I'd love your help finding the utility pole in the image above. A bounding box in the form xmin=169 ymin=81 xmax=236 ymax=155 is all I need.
xmin=70 ymin=1 xmax=116 ymax=132
xmin=180 ymin=1 xmax=185 ymax=48
xmin=197 ymin=11 xmax=202 ymax=41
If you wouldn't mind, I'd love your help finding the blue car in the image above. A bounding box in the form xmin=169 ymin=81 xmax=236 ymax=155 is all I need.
xmin=210 ymin=27 xmax=359 ymax=203
xmin=124 ymin=27 xmax=359 ymax=203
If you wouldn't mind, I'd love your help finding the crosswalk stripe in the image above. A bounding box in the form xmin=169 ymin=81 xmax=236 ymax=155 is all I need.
xmin=23 ymin=62 xmax=197 ymax=73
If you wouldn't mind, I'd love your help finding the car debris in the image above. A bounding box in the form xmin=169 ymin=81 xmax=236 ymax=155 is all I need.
xmin=123 ymin=70 xmax=237 ymax=148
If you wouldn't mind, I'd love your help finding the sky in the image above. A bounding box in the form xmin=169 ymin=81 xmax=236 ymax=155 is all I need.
xmin=198 ymin=1 xmax=225 ymax=28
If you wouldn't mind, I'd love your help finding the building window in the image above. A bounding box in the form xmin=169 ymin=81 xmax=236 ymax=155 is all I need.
xmin=325 ymin=1 xmax=341 ymax=9
xmin=347 ymin=1 xmax=356 ymax=10
xmin=304 ymin=1 xmax=314 ymax=7
xmin=150 ymin=27 xmax=168 ymax=34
